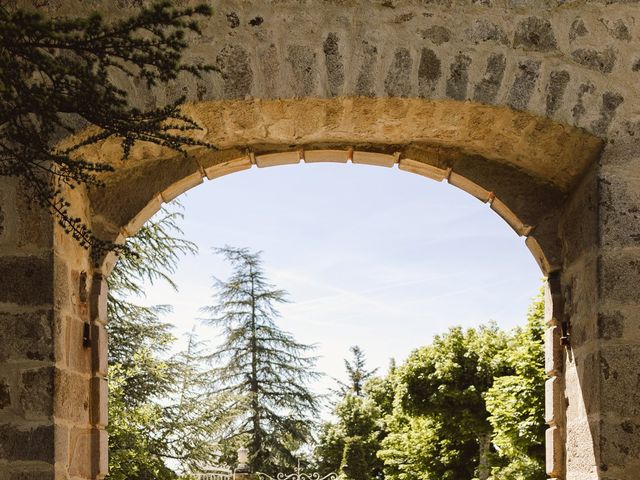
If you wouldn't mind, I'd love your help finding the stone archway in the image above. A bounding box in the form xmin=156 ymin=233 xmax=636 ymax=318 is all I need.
xmin=1 ymin=1 xmax=639 ymax=479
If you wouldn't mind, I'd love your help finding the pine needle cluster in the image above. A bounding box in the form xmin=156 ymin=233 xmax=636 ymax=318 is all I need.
xmin=0 ymin=2 xmax=216 ymax=256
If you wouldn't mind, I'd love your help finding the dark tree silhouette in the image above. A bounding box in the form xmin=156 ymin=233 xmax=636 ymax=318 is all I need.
xmin=0 ymin=2 xmax=215 ymax=256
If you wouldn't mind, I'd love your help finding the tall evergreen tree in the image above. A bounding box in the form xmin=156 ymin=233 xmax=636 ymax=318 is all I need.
xmin=202 ymin=246 xmax=320 ymax=475
xmin=108 ymin=206 xmax=230 ymax=479
xmin=336 ymin=346 xmax=378 ymax=398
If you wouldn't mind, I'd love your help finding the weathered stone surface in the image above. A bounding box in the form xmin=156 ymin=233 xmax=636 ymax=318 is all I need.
xmin=446 ymin=54 xmax=471 ymax=100
xmin=0 ymin=467 xmax=55 ymax=480
xmin=287 ymin=45 xmax=317 ymax=97
xmin=507 ymin=60 xmax=540 ymax=110
xmin=571 ymin=48 xmax=617 ymax=74
xmin=0 ymin=424 xmax=54 ymax=462
xmin=465 ymin=19 xmax=508 ymax=44
xmin=355 ymin=41 xmax=378 ymax=97
xmin=599 ymin=172 xmax=640 ymax=248
xmin=598 ymin=310 xmax=624 ymax=340
xmin=473 ymin=53 xmax=505 ymax=103
xmin=0 ymin=379 xmax=10 ymax=409
xmin=0 ymin=310 xmax=53 ymax=363
xmin=545 ymin=70 xmax=570 ymax=116
xmin=513 ymin=17 xmax=557 ymax=52
xmin=384 ymin=48 xmax=412 ymax=97
xmin=569 ymin=18 xmax=588 ymax=41
xmin=20 ymin=367 xmax=54 ymax=418
xmin=0 ymin=255 xmax=53 ymax=306
xmin=591 ymin=91 xmax=624 ymax=136
xmin=259 ymin=43 xmax=281 ymax=97
xmin=216 ymin=44 xmax=253 ymax=99
xmin=418 ymin=25 xmax=451 ymax=45
xmin=599 ymin=250 xmax=640 ymax=304
xmin=323 ymin=33 xmax=344 ymax=97
xmin=418 ymin=48 xmax=441 ymax=97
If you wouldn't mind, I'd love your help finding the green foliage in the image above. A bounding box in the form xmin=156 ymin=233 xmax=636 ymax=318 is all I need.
xmin=0 ymin=2 xmax=214 ymax=254
xmin=485 ymin=291 xmax=546 ymax=479
xmin=202 ymin=246 xmax=320 ymax=475
xmin=107 ymin=206 xmax=230 ymax=479
xmin=336 ymin=346 xmax=378 ymax=398
xmin=316 ymin=352 xmax=390 ymax=480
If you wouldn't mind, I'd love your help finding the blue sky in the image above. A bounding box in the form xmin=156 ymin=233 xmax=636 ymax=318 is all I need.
xmin=141 ymin=162 xmax=543 ymax=399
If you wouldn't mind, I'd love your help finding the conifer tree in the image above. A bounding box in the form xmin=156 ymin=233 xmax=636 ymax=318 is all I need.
xmin=202 ymin=246 xmax=320 ymax=475
xmin=0 ymin=2 xmax=215 ymax=255
xmin=108 ymin=206 xmax=230 ymax=479
xmin=336 ymin=346 xmax=378 ymax=398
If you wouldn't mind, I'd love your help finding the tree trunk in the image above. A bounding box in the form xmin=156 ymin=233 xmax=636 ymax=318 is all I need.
xmin=478 ymin=432 xmax=492 ymax=480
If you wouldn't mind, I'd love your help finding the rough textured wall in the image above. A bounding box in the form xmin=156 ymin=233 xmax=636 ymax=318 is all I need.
xmin=28 ymin=0 xmax=636 ymax=139
xmin=1 ymin=1 xmax=639 ymax=479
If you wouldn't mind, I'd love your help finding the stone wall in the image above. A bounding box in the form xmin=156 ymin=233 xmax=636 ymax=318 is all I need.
xmin=1 ymin=1 xmax=640 ymax=479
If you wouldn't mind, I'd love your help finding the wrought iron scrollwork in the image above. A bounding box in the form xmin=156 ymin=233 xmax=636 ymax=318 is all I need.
xmin=256 ymin=472 xmax=338 ymax=480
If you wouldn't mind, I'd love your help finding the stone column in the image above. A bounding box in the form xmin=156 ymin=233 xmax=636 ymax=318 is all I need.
xmin=0 ymin=178 xmax=99 ymax=479
xmin=558 ymin=116 xmax=640 ymax=479
xmin=590 ymin=118 xmax=640 ymax=478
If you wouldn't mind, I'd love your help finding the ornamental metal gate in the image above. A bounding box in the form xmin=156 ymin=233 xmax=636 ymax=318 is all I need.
xmin=256 ymin=472 xmax=338 ymax=480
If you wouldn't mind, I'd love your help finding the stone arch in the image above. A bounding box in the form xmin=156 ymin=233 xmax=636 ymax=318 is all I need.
xmin=85 ymin=98 xmax=601 ymax=277
xmin=2 ymin=0 xmax=639 ymax=479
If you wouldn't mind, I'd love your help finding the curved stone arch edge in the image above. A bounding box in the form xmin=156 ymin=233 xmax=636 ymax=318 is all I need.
xmin=95 ymin=148 xmax=555 ymax=277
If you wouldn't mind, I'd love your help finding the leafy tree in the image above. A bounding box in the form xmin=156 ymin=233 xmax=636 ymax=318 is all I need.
xmin=0 ymin=2 xmax=214 ymax=254
xmin=316 ymin=353 xmax=391 ymax=480
xmin=107 ymin=206 xmax=229 ymax=479
xmin=202 ymin=246 xmax=320 ymax=475
xmin=485 ymin=291 xmax=546 ymax=479
xmin=389 ymin=324 xmax=512 ymax=480
xmin=336 ymin=346 xmax=378 ymax=398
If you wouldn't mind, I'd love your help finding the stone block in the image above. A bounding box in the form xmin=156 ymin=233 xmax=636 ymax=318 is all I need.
xmin=67 ymin=318 xmax=92 ymax=374
xmin=599 ymin=250 xmax=640 ymax=304
xmin=546 ymin=426 xmax=564 ymax=478
xmin=68 ymin=428 xmax=93 ymax=479
xmin=90 ymin=274 xmax=108 ymax=325
xmin=398 ymin=159 xmax=447 ymax=182
xmin=0 ymin=424 xmax=54 ymax=462
xmin=90 ymin=377 xmax=108 ymax=428
xmin=545 ymin=376 xmax=563 ymax=425
xmin=599 ymin=170 xmax=640 ymax=249
xmin=0 ymin=255 xmax=53 ymax=306
xmin=255 ymin=151 xmax=300 ymax=168
xmin=0 ymin=466 xmax=55 ymax=480
xmin=91 ymin=324 xmax=108 ymax=377
xmin=352 ymin=151 xmax=396 ymax=168
xmin=598 ymin=416 xmax=640 ymax=472
xmin=565 ymin=419 xmax=598 ymax=476
xmin=0 ymin=310 xmax=54 ymax=363
xmin=92 ymin=428 xmax=108 ymax=478
xmin=448 ymin=172 xmax=491 ymax=202
xmin=160 ymin=171 xmax=204 ymax=203
xmin=204 ymin=156 xmax=252 ymax=180
xmin=599 ymin=345 xmax=640 ymax=418
xmin=122 ymin=194 xmax=163 ymax=237
xmin=545 ymin=325 xmax=562 ymax=376
xmin=20 ymin=367 xmax=54 ymax=419
xmin=54 ymin=370 xmax=90 ymax=424
xmin=490 ymin=197 xmax=531 ymax=236
xmin=304 ymin=150 xmax=348 ymax=164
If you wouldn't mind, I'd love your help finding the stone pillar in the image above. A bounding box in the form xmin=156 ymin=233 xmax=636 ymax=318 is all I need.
xmin=558 ymin=116 xmax=640 ymax=479
xmin=0 ymin=178 xmax=99 ymax=479
xmin=590 ymin=119 xmax=640 ymax=478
